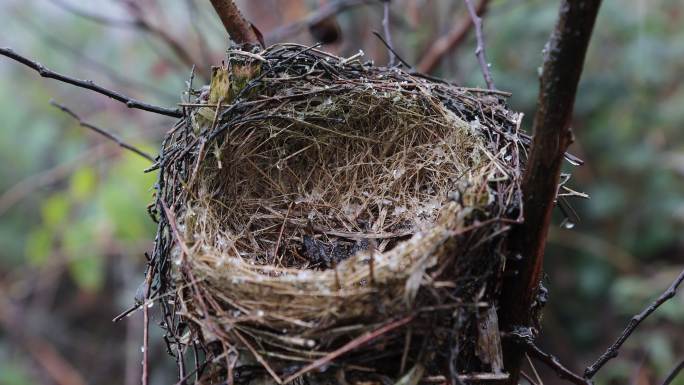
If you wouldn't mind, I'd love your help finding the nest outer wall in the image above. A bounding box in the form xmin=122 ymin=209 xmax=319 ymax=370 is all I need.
xmin=148 ymin=43 xmax=525 ymax=384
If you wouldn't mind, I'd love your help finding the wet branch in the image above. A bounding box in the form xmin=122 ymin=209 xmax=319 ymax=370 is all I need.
xmin=498 ymin=1 xmax=602 ymax=383
xmin=527 ymin=342 xmax=591 ymax=385
xmin=50 ymin=100 xmax=155 ymax=162
xmin=661 ymin=359 xmax=684 ymax=385
xmin=0 ymin=47 xmax=182 ymax=118
xmin=584 ymin=268 xmax=684 ymax=378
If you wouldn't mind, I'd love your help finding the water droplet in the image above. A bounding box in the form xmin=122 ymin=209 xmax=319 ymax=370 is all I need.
xmin=561 ymin=219 xmax=575 ymax=229
xmin=141 ymin=346 xmax=145 ymax=353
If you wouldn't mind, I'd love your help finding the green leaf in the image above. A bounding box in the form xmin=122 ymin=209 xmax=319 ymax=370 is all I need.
xmin=40 ymin=194 xmax=71 ymax=229
xmin=68 ymin=254 xmax=104 ymax=292
xmin=24 ymin=227 xmax=53 ymax=266
xmin=62 ymin=221 xmax=93 ymax=256
xmin=646 ymin=333 xmax=675 ymax=374
xmin=69 ymin=166 xmax=97 ymax=200
xmin=0 ymin=360 xmax=32 ymax=385
xmin=62 ymin=220 xmax=104 ymax=290
xmin=97 ymin=153 xmax=156 ymax=241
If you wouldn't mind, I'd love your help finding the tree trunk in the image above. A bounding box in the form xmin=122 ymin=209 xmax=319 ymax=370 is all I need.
xmin=498 ymin=1 xmax=602 ymax=383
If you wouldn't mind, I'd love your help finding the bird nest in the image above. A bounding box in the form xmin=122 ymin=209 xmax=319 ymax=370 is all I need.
xmin=148 ymin=44 xmax=525 ymax=384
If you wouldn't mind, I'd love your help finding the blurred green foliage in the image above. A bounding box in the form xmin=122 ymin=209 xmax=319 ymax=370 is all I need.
xmin=0 ymin=1 xmax=682 ymax=384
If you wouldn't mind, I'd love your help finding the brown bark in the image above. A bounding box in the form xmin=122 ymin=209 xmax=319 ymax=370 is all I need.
xmin=209 ymin=0 xmax=260 ymax=45
xmin=498 ymin=1 xmax=602 ymax=383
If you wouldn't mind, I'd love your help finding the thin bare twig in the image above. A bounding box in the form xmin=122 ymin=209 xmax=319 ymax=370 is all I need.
xmin=50 ymin=101 xmax=155 ymax=162
xmin=584 ymin=268 xmax=684 ymax=378
xmin=371 ymin=31 xmax=411 ymax=68
xmin=417 ymin=0 xmax=489 ymax=74
xmin=0 ymin=47 xmax=182 ymax=118
xmin=661 ymin=359 xmax=684 ymax=385
xmin=13 ymin=8 xmax=177 ymax=99
xmin=282 ymin=316 xmax=413 ymax=384
xmin=462 ymin=0 xmax=495 ymax=89
xmin=382 ymin=0 xmax=395 ymax=66
xmin=520 ymin=371 xmax=540 ymax=385
xmin=233 ymin=329 xmax=283 ymax=384
xmin=526 ymin=341 xmax=590 ymax=385
xmin=142 ymin=270 xmax=153 ymax=385
xmin=526 ymin=353 xmax=544 ymax=385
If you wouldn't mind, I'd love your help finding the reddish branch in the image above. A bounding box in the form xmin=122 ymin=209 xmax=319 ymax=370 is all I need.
xmin=498 ymin=1 xmax=602 ymax=383
xmin=584 ymin=268 xmax=684 ymax=378
xmin=209 ymin=0 xmax=260 ymax=45
xmin=417 ymin=0 xmax=489 ymax=74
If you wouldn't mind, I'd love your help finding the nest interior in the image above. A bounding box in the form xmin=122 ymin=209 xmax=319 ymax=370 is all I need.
xmin=149 ymin=44 xmax=525 ymax=384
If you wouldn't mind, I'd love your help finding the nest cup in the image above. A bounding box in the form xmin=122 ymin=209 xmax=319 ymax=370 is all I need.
xmin=151 ymin=44 xmax=524 ymax=384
